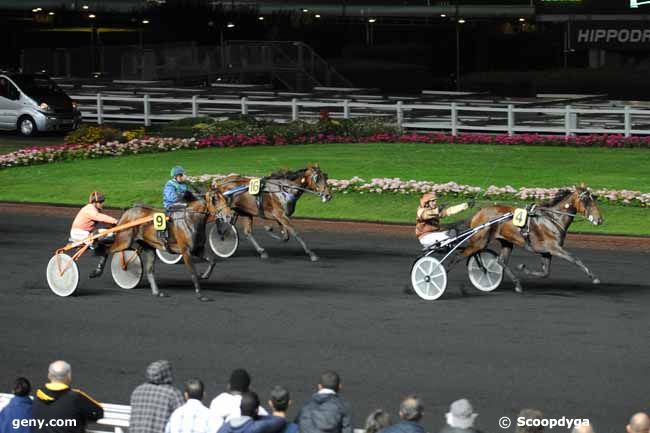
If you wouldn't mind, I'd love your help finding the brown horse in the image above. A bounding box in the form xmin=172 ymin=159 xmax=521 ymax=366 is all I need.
xmin=213 ymin=165 xmax=333 ymax=261
xmin=109 ymin=190 xmax=233 ymax=301
xmin=460 ymin=186 xmax=604 ymax=293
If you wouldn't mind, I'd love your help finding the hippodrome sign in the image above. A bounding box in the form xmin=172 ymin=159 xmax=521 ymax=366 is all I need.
xmin=571 ymin=22 xmax=650 ymax=50
xmin=630 ymin=0 xmax=650 ymax=8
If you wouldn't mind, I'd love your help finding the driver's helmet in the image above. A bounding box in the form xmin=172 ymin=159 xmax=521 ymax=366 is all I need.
xmin=170 ymin=166 xmax=186 ymax=178
xmin=420 ymin=192 xmax=437 ymax=207
xmin=88 ymin=191 xmax=105 ymax=204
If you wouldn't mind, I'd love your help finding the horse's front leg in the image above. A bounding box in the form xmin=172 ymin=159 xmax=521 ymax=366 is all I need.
xmin=181 ymin=251 xmax=212 ymax=302
xmin=548 ymin=246 xmax=600 ymax=284
xmin=518 ymin=253 xmax=552 ymax=278
xmin=142 ymin=248 xmax=167 ymax=297
xmin=199 ymin=256 xmax=218 ymax=280
xmin=275 ymin=214 xmax=318 ymax=262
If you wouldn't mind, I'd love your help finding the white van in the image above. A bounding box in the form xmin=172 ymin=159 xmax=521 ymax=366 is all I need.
xmin=0 ymin=73 xmax=82 ymax=136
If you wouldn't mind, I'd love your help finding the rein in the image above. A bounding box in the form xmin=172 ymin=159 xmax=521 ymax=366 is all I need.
xmin=264 ymin=179 xmax=325 ymax=199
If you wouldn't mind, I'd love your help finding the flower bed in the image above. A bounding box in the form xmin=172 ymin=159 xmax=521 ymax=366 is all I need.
xmin=190 ymin=174 xmax=650 ymax=208
xmin=3 ymin=131 xmax=650 ymax=171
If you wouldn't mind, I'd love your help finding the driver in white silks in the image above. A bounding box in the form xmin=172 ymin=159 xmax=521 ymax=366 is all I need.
xmin=416 ymin=192 xmax=474 ymax=248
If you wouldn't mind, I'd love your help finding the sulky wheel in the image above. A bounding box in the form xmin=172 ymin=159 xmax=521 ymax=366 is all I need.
xmin=46 ymin=253 xmax=80 ymax=297
xmin=467 ymin=249 xmax=504 ymax=292
xmin=410 ymin=255 xmax=448 ymax=301
xmin=208 ymin=220 xmax=239 ymax=258
xmin=156 ymin=249 xmax=183 ymax=265
xmin=111 ymin=250 xmax=143 ymax=290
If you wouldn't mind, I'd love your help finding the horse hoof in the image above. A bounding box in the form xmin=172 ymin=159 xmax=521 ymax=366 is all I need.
xmin=517 ymin=264 xmax=525 ymax=271
xmin=260 ymin=252 xmax=269 ymax=260
xmin=515 ymin=285 xmax=523 ymax=294
xmin=264 ymin=226 xmax=273 ymax=232
xmin=593 ymin=278 xmax=601 ymax=285
xmin=310 ymin=254 xmax=319 ymax=262
xmin=198 ymin=296 xmax=213 ymax=302
xmin=155 ymin=292 xmax=169 ymax=298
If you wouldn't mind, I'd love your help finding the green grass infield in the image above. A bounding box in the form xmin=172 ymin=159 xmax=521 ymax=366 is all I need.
xmin=0 ymin=143 xmax=647 ymax=235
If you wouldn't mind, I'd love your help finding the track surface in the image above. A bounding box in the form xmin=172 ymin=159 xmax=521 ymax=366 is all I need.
xmin=1 ymin=211 xmax=649 ymax=433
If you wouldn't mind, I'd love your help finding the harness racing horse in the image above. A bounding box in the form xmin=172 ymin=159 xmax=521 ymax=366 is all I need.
xmin=109 ymin=190 xmax=233 ymax=301
xmin=460 ymin=186 xmax=604 ymax=293
xmin=213 ymin=165 xmax=333 ymax=261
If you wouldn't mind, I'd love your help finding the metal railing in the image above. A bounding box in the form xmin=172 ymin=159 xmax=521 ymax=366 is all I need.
xmin=72 ymin=93 xmax=650 ymax=137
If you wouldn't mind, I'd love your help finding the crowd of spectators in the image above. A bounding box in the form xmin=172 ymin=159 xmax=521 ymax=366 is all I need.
xmin=1 ymin=360 xmax=648 ymax=433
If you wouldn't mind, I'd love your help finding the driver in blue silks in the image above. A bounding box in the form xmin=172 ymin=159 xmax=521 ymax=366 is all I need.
xmin=163 ymin=165 xmax=190 ymax=209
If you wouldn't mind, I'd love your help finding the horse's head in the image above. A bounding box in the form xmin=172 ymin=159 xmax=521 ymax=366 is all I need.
xmin=571 ymin=185 xmax=603 ymax=226
xmin=205 ymin=190 xmax=234 ymax=223
xmin=302 ymin=165 xmax=332 ymax=202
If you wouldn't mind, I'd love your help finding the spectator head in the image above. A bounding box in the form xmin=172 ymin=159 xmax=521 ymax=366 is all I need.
xmin=445 ymin=398 xmax=478 ymax=429
xmin=399 ymin=395 xmax=423 ymax=422
xmin=318 ymin=370 xmax=341 ymax=392
xmin=229 ymin=369 xmax=251 ymax=393
xmin=13 ymin=377 xmax=31 ymax=397
xmin=364 ymin=409 xmax=392 ymax=433
xmin=48 ymin=361 xmax=72 ymax=385
xmin=571 ymin=424 xmax=595 ymax=433
xmin=184 ymin=378 xmax=204 ymax=401
xmin=627 ymin=413 xmax=650 ymax=433
xmin=240 ymin=392 xmax=260 ymax=418
xmin=269 ymin=385 xmax=291 ymax=413
xmin=515 ymin=409 xmax=544 ymax=433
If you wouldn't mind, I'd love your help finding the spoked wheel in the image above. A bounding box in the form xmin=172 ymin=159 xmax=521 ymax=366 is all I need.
xmin=208 ymin=221 xmax=239 ymax=258
xmin=156 ymin=249 xmax=183 ymax=265
xmin=111 ymin=250 xmax=143 ymax=290
xmin=46 ymin=253 xmax=79 ymax=297
xmin=467 ymin=249 xmax=504 ymax=292
xmin=410 ymin=256 xmax=448 ymax=301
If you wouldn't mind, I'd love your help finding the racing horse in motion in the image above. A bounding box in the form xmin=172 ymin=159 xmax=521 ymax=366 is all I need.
xmin=460 ymin=185 xmax=604 ymax=293
xmin=213 ymin=165 xmax=333 ymax=261
xmin=109 ymin=190 xmax=233 ymax=301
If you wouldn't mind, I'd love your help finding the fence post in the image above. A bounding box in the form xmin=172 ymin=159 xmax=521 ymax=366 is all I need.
xmin=624 ymin=105 xmax=631 ymax=137
xmin=451 ymin=103 xmax=458 ymax=136
xmin=191 ymin=95 xmax=198 ymax=118
xmin=241 ymin=97 xmax=248 ymax=116
xmin=396 ymin=101 xmax=403 ymax=128
xmin=507 ymin=104 xmax=515 ymax=136
xmin=143 ymin=94 xmax=151 ymax=127
xmin=564 ymin=105 xmax=573 ymax=138
xmin=96 ymin=93 xmax=103 ymax=125
xmin=291 ymin=98 xmax=298 ymax=121
xmin=343 ymin=99 xmax=350 ymax=119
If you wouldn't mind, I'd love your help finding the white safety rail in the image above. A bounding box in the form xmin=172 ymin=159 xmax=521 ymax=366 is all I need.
xmin=0 ymin=393 xmax=129 ymax=433
xmin=0 ymin=393 xmax=365 ymax=433
xmin=71 ymin=93 xmax=650 ymax=137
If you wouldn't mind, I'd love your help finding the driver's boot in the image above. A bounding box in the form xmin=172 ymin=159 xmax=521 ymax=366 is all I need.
xmin=89 ymin=255 xmax=107 ymax=279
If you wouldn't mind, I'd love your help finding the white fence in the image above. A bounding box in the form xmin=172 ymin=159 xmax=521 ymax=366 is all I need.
xmin=71 ymin=93 xmax=650 ymax=137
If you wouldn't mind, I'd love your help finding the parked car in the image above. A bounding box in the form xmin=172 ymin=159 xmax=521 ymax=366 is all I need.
xmin=0 ymin=73 xmax=81 ymax=136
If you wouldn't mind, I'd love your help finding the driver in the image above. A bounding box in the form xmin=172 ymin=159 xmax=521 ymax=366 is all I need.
xmin=163 ymin=165 xmax=190 ymax=209
xmin=70 ymin=191 xmax=118 ymax=278
xmin=416 ymin=192 xmax=474 ymax=248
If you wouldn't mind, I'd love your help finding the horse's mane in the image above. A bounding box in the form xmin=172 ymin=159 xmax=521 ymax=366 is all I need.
xmin=540 ymin=189 xmax=573 ymax=207
xmin=268 ymin=168 xmax=308 ymax=180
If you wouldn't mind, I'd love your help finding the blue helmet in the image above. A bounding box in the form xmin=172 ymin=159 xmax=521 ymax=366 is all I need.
xmin=170 ymin=166 xmax=185 ymax=178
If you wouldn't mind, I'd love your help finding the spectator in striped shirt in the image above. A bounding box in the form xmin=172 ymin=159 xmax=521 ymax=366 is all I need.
xmin=165 ymin=379 xmax=222 ymax=433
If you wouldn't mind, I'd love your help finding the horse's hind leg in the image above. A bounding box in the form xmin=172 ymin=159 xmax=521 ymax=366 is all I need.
xmin=518 ymin=253 xmax=552 ymax=278
xmin=142 ymin=249 xmax=166 ymax=297
xmin=549 ymin=246 xmax=600 ymax=284
xmin=199 ymin=256 xmax=217 ymax=280
xmin=181 ymin=252 xmax=212 ymax=302
xmin=497 ymin=241 xmax=523 ymax=294
xmin=241 ymin=215 xmax=268 ymax=259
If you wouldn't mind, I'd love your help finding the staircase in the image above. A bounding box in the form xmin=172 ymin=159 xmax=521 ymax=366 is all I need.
xmin=224 ymin=40 xmax=354 ymax=91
